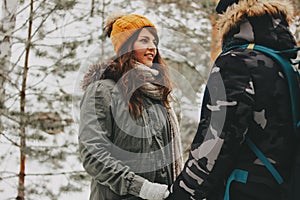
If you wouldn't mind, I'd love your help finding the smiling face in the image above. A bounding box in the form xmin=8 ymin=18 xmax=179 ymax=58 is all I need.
xmin=133 ymin=28 xmax=157 ymax=67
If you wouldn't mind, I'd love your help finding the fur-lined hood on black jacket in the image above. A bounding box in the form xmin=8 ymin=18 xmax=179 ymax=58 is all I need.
xmin=217 ymin=0 xmax=297 ymax=53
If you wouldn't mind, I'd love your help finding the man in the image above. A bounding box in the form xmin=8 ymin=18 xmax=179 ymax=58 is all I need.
xmin=167 ymin=0 xmax=298 ymax=199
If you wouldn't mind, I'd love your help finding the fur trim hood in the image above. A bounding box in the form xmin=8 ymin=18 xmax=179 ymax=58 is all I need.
xmin=81 ymin=63 xmax=105 ymax=91
xmin=81 ymin=59 xmax=120 ymax=91
xmin=217 ymin=0 xmax=295 ymax=41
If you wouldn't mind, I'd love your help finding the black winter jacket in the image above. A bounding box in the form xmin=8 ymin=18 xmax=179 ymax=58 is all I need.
xmin=168 ymin=0 xmax=298 ymax=199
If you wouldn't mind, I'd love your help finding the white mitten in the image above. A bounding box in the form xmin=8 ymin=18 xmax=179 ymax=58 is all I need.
xmin=139 ymin=180 xmax=170 ymax=200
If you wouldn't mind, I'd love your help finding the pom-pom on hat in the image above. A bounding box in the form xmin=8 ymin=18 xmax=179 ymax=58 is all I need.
xmin=104 ymin=12 xmax=157 ymax=53
xmin=216 ymin=0 xmax=239 ymax=14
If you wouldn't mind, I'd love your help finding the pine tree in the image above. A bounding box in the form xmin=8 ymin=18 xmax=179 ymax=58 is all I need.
xmin=1 ymin=0 xmax=92 ymax=199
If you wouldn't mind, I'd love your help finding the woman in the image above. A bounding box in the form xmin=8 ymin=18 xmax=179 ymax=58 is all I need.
xmin=167 ymin=0 xmax=298 ymax=199
xmin=78 ymin=13 xmax=182 ymax=200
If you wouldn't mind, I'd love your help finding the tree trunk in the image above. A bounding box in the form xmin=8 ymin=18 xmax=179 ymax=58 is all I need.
xmin=0 ymin=0 xmax=19 ymax=129
xmin=17 ymin=0 xmax=34 ymax=199
xmin=100 ymin=0 xmax=106 ymax=59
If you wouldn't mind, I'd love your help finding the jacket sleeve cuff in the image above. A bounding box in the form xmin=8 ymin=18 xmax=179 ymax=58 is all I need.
xmin=127 ymin=173 xmax=146 ymax=196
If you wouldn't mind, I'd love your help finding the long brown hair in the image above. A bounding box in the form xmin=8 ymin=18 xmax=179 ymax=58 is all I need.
xmin=83 ymin=27 xmax=172 ymax=118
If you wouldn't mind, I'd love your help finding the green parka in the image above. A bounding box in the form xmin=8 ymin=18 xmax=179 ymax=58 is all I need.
xmin=79 ymin=77 xmax=174 ymax=200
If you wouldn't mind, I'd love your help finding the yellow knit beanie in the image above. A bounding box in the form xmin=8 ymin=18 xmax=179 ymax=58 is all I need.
xmin=104 ymin=13 xmax=157 ymax=53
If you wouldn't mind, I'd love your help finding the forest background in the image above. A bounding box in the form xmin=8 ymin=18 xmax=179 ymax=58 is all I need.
xmin=1 ymin=0 xmax=300 ymax=199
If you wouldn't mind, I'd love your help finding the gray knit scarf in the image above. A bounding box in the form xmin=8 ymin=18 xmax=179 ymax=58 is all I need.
xmin=136 ymin=63 xmax=183 ymax=180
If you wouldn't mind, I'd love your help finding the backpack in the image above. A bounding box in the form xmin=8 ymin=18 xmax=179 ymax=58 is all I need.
xmin=222 ymin=44 xmax=300 ymax=200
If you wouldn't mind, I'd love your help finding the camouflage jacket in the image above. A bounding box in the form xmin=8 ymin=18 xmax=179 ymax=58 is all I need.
xmin=168 ymin=0 xmax=298 ymax=199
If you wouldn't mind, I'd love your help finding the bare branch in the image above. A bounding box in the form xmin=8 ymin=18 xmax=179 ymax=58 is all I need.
xmin=0 ymin=170 xmax=86 ymax=180
xmin=0 ymin=131 xmax=20 ymax=147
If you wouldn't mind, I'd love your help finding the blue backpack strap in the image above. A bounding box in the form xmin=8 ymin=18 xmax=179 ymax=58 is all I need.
xmin=224 ymin=169 xmax=248 ymax=200
xmin=224 ymin=137 xmax=283 ymax=200
xmin=245 ymin=137 xmax=283 ymax=184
